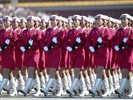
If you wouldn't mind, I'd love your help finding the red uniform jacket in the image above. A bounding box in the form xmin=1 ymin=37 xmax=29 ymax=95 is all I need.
xmin=18 ymin=28 xmax=41 ymax=68
xmin=0 ymin=28 xmax=16 ymax=69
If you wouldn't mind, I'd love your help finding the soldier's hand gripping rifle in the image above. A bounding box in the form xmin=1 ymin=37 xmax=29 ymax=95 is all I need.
xmin=94 ymin=37 xmax=102 ymax=51
xmin=1 ymin=39 xmax=10 ymax=51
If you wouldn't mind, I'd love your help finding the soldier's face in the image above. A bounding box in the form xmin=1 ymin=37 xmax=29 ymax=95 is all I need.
xmin=81 ymin=19 xmax=86 ymax=27
xmin=20 ymin=21 xmax=26 ymax=29
xmin=107 ymin=21 xmax=112 ymax=27
xmin=27 ymin=19 xmax=35 ymax=28
xmin=3 ymin=20 xmax=11 ymax=28
xmin=73 ymin=18 xmax=80 ymax=27
xmin=121 ymin=17 xmax=129 ymax=27
xmin=35 ymin=21 xmax=40 ymax=28
xmin=0 ymin=21 xmax=4 ymax=29
xmin=51 ymin=19 xmax=58 ymax=27
xmin=12 ymin=20 xmax=19 ymax=29
xmin=95 ymin=18 xmax=103 ymax=26
xmin=40 ymin=20 xmax=47 ymax=28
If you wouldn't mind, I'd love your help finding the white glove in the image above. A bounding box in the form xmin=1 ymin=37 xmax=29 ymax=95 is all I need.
xmin=0 ymin=47 xmax=2 ymax=52
xmin=123 ymin=38 xmax=128 ymax=43
xmin=76 ymin=37 xmax=81 ymax=43
xmin=89 ymin=46 xmax=95 ymax=53
xmin=52 ymin=37 xmax=57 ymax=44
xmin=28 ymin=39 xmax=33 ymax=46
xmin=44 ymin=46 xmax=49 ymax=52
xmin=20 ymin=46 xmax=26 ymax=52
xmin=114 ymin=46 xmax=120 ymax=51
xmin=66 ymin=46 xmax=72 ymax=52
xmin=5 ymin=39 xmax=10 ymax=45
xmin=97 ymin=37 xmax=102 ymax=43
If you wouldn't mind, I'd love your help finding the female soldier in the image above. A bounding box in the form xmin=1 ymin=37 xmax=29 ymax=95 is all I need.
xmin=0 ymin=16 xmax=15 ymax=95
xmin=65 ymin=15 xmax=85 ymax=97
xmin=40 ymin=15 xmax=63 ymax=97
xmin=114 ymin=14 xmax=133 ymax=97
xmin=87 ymin=14 xmax=111 ymax=97
xmin=19 ymin=16 xmax=41 ymax=96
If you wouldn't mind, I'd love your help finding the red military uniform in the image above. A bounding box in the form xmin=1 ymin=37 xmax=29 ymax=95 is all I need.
xmin=0 ymin=29 xmax=5 ymax=65
xmin=18 ymin=28 xmax=41 ymax=68
xmin=13 ymin=28 xmax=24 ymax=69
xmin=60 ymin=28 xmax=68 ymax=69
xmin=110 ymin=28 xmax=119 ymax=69
xmin=87 ymin=26 xmax=111 ymax=68
xmin=64 ymin=27 xmax=85 ymax=69
xmin=114 ymin=27 xmax=133 ymax=70
xmin=39 ymin=29 xmax=46 ymax=70
xmin=0 ymin=28 xmax=16 ymax=69
xmin=82 ymin=28 xmax=89 ymax=69
xmin=40 ymin=27 xmax=63 ymax=69
xmin=107 ymin=27 xmax=116 ymax=69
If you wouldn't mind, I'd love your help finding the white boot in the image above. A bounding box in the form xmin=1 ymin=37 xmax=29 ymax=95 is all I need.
xmin=67 ymin=74 xmax=72 ymax=89
xmin=17 ymin=76 xmax=25 ymax=91
xmin=128 ymin=77 xmax=133 ymax=97
xmin=23 ymin=75 xmax=27 ymax=83
xmin=21 ymin=78 xmax=33 ymax=96
xmin=90 ymin=74 xmax=95 ymax=88
xmin=62 ymin=76 xmax=69 ymax=90
xmin=43 ymin=78 xmax=54 ymax=96
xmin=45 ymin=75 xmax=49 ymax=84
xmin=90 ymin=78 xmax=102 ymax=97
xmin=113 ymin=75 xmax=119 ymax=90
xmin=109 ymin=76 xmax=114 ymax=93
xmin=49 ymin=79 xmax=57 ymax=93
xmin=115 ymin=78 xmax=127 ymax=97
xmin=10 ymin=77 xmax=18 ymax=96
xmin=85 ymin=76 xmax=91 ymax=91
xmin=79 ymin=77 xmax=89 ymax=97
xmin=0 ymin=74 xmax=3 ymax=85
xmin=56 ymin=77 xmax=63 ymax=97
xmin=66 ymin=78 xmax=78 ymax=96
xmin=0 ymin=78 xmax=8 ymax=94
xmin=40 ymin=76 xmax=46 ymax=89
xmin=34 ymin=77 xmax=41 ymax=97
xmin=102 ymin=78 xmax=111 ymax=97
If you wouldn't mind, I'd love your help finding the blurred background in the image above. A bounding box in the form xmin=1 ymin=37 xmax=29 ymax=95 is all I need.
xmin=0 ymin=0 xmax=133 ymax=18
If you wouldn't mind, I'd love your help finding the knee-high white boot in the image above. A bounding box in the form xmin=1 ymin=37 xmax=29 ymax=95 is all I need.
xmin=115 ymin=78 xmax=127 ymax=97
xmin=56 ymin=77 xmax=63 ymax=97
xmin=66 ymin=78 xmax=78 ymax=96
xmin=90 ymin=74 xmax=95 ymax=88
xmin=43 ymin=78 xmax=54 ymax=96
xmin=0 ymin=78 xmax=8 ymax=94
xmin=40 ymin=76 xmax=46 ymax=89
xmin=0 ymin=74 xmax=3 ymax=85
xmin=85 ymin=76 xmax=91 ymax=91
xmin=109 ymin=76 xmax=114 ymax=93
xmin=62 ymin=76 xmax=69 ymax=91
xmin=128 ymin=77 xmax=133 ymax=97
xmin=17 ymin=76 xmax=25 ymax=91
xmin=79 ymin=77 xmax=89 ymax=97
xmin=67 ymin=74 xmax=72 ymax=89
xmin=90 ymin=78 xmax=102 ymax=97
xmin=21 ymin=78 xmax=33 ymax=96
xmin=102 ymin=78 xmax=111 ymax=97
xmin=34 ymin=76 xmax=41 ymax=97
xmin=10 ymin=77 xmax=18 ymax=96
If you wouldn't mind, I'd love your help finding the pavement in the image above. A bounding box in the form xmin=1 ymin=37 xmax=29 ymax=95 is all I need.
xmin=0 ymin=92 xmax=132 ymax=100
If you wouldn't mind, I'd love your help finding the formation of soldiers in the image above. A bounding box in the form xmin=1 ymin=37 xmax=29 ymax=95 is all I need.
xmin=0 ymin=13 xmax=132 ymax=98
